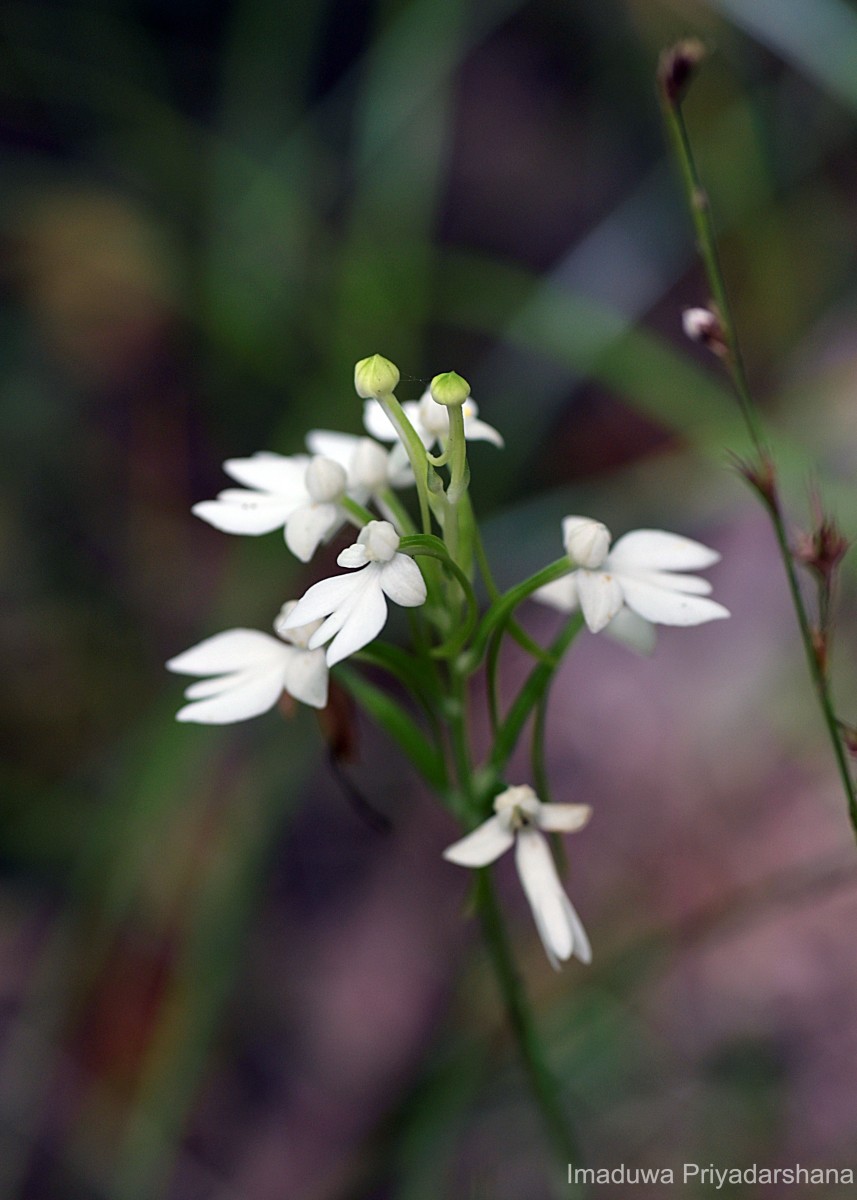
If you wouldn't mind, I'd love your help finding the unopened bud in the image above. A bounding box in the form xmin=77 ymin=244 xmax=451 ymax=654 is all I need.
xmin=682 ymin=306 xmax=728 ymax=357
xmin=354 ymin=354 xmax=400 ymax=398
xmin=358 ymin=519 xmax=400 ymax=563
xmin=658 ymin=39 xmax=707 ymax=106
xmin=562 ymin=516 xmax=611 ymax=569
xmin=430 ymin=371 xmax=470 ymax=408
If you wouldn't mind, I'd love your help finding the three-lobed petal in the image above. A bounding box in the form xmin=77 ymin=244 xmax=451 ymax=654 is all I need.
xmin=167 ymin=626 xmax=329 ymax=721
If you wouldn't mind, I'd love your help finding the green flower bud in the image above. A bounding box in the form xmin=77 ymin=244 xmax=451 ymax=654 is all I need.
xmin=429 ymin=371 xmax=470 ymax=408
xmin=354 ymin=354 xmax=400 ymax=398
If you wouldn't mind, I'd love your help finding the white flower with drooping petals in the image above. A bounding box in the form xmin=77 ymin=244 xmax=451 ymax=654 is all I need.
xmin=279 ymin=520 xmax=427 ymax=666
xmin=305 ymin=430 xmax=413 ymax=497
xmin=444 ymin=785 xmax=592 ymax=969
xmin=192 ymin=453 xmax=351 ymax=563
xmin=167 ymin=603 xmax=329 ymax=722
xmin=534 ymin=516 xmax=730 ymax=633
xmin=192 ymin=451 xmax=310 ymax=536
xmin=363 ymin=387 xmax=503 ymax=451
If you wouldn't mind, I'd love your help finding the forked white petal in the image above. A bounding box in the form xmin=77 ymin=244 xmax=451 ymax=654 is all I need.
xmin=323 ymin=573 xmax=388 ymax=665
xmin=176 ymin=664 xmax=287 ymax=724
xmin=443 ymin=816 xmax=515 ymax=867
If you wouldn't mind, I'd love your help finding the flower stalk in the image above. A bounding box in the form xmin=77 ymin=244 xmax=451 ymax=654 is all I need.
xmin=659 ymin=45 xmax=857 ymax=839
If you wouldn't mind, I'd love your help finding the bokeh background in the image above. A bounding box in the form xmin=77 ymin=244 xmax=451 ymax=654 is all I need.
xmin=3 ymin=0 xmax=857 ymax=1197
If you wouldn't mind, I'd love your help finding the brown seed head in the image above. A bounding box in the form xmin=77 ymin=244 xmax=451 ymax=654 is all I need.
xmin=658 ymin=39 xmax=707 ymax=106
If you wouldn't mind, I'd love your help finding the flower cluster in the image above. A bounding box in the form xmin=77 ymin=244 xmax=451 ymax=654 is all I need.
xmin=168 ymin=355 xmax=729 ymax=967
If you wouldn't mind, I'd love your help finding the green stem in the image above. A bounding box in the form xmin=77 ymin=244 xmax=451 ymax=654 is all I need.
xmin=377 ymin=487 xmax=417 ymax=536
xmin=443 ymin=662 xmax=582 ymax=1174
xmin=662 ymin=88 xmax=857 ymax=839
xmin=489 ymin=613 xmax=584 ymax=779
xmin=473 ymin=524 xmax=550 ymax=661
xmin=340 ymin=495 xmax=376 ymax=527
xmin=474 ymin=870 xmax=583 ymax=1177
xmin=375 ymin=391 xmax=434 ymax=535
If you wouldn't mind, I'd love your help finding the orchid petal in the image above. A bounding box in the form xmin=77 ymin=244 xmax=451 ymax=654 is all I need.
xmin=443 ymin=815 xmax=515 ymax=867
xmin=564 ymin=896 xmax=592 ymax=965
xmin=622 ymin=568 xmax=712 ymax=595
xmin=282 ymin=646 xmax=329 ymax=709
xmin=575 ymin=570 xmax=624 ymax=632
xmin=305 ymin=430 xmax=357 ymax=468
xmin=192 ymin=496 xmax=293 ymax=535
xmin=463 ymin=416 xmax=504 ymax=447
xmin=285 ymin=502 xmax=340 ymax=562
xmin=515 ymin=830 xmax=578 ymax=968
xmin=167 ymin=629 xmax=286 ymax=675
xmin=338 ymin=543 xmax=371 ymax=569
xmin=608 ymin=529 xmax=720 ymax=571
xmin=324 ymin=574 xmax=388 ymax=665
xmin=619 ymin=577 xmax=730 ymax=625
xmin=379 ymin=554 xmax=427 ymax=607
xmin=362 ymin=400 xmax=398 ymax=442
xmin=182 ymin=674 xmax=242 ymax=699
xmin=532 ymin=575 xmax=578 ymax=613
xmin=176 ymin=664 xmax=286 ymax=724
xmin=284 ymin=572 xmax=366 ymax=629
xmin=604 ymin=608 xmax=657 ymax=654
xmin=535 ymin=803 xmax=592 ymax=833
xmin=223 ymin=452 xmax=310 ymax=497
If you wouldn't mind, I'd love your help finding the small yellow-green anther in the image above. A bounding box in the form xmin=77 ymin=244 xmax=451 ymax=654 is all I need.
xmin=354 ymin=354 xmax=400 ymax=398
xmin=430 ymin=371 xmax=470 ymax=408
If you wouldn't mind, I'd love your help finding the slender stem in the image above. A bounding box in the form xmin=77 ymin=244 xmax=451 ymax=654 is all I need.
xmin=375 ymin=391 xmax=434 ymax=535
xmin=340 ymin=495 xmax=376 ymax=527
xmin=445 ymin=663 xmax=582 ymax=1173
xmin=377 ymin=487 xmax=417 ymax=536
xmin=661 ymin=87 xmax=857 ymax=838
xmin=475 ymin=870 xmax=583 ymax=1180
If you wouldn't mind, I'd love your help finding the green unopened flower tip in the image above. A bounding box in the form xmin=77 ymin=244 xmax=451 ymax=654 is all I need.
xmin=354 ymin=354 xmax=400 ymax=398
xmin=429 ymin=371 xmax=471 ymax=408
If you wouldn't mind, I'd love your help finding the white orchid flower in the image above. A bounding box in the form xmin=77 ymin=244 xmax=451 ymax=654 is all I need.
xmin=534 ymin=516 xmax=729 ymax=633
xmin=279 ymin=520 xmax=427 ymax=666
xmin=305 ymin=430 xmax=413 ymax=496
xmin=363 ymin=387 xmax=503 ymax=451
xmin=167 ymin=603 xmax=329 ymax=722
xmin=192 ymin=453 xmax=352 ymax=563
xmin=444 ymin=785 xmax=592 ymax=969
